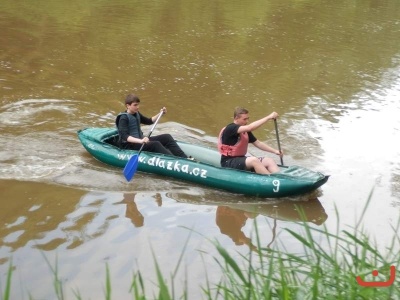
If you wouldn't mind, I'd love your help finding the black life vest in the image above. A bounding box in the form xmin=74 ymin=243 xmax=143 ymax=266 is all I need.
xmin=115 ymin=112 xmax=144 ymax=142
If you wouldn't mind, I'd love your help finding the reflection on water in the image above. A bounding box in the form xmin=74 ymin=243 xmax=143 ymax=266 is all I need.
xmin=0 ymin=180 xmax=328 ymax=298
xmin=119 ymin=193 xmax=163 ymax=227
xmin=0 ymin=180 xmax=86 ymax=255
xmin=119 ymin=190 xmax=328 ymax=251
xmin=0 ymin=179 xmax=328 ymax=261
xmin=1 ymin=178 xmax=327 ymax=278
xmin=217 ymin=206 xmax=258 ymax=250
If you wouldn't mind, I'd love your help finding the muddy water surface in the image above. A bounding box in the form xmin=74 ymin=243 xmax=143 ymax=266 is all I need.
xmin=1 ymin=0 xmax=400 ymax=298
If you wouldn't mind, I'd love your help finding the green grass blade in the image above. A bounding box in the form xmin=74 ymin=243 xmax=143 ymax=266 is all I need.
xmin=104 ymin=263 xmax=111 ymax=300
xmin=215 ymin=243 xmax=248 ymax=285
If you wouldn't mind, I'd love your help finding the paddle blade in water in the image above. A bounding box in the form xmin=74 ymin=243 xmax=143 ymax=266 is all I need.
xmin=123 ymin=154 xmax=139 ymax=181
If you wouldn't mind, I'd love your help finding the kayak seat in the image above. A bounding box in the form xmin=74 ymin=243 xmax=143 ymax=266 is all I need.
xmin=104 ymin=134 xmax=120 ymax=147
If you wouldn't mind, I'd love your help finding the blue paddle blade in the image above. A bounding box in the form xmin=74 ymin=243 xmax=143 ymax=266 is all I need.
xmin=123 ymin=154 xmax=139 ymax=182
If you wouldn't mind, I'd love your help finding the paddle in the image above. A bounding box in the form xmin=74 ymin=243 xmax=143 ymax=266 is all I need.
xmin=123 ymin=110 xmax=164 ymax=181
xmin=274 ymin=118 xmax=284 ymax=166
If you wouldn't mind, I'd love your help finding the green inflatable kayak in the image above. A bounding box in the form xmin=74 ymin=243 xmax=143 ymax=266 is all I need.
xmin=77 ymin=128 xmax=329 ymax=198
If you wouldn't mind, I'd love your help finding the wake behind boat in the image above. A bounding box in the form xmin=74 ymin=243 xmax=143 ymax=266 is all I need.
xmin=77 ymin=128 xmax=329 ymax=198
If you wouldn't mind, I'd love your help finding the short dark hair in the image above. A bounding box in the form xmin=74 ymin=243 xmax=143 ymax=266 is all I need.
xmin=234 ymin=107 xmax=248 ymax=118
xmin=125 ymin=94 xmax=140 ymax=105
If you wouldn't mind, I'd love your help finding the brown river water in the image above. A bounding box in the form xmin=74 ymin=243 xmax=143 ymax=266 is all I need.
xmin=1 ymin=1 xmax=400 ymax=298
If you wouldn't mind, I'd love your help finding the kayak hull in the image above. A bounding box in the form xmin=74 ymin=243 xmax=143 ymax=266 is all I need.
xmin=77 ymin=128 xmax=329 ymax=198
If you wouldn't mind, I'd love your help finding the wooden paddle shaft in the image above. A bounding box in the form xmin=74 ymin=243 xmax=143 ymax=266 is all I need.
xmin=274 ymin=118 xmax=284 ymax=166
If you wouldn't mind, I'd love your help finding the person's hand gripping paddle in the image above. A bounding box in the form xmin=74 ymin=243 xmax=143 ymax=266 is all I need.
xmin=123 ymin=110 xmax=164 ymax=181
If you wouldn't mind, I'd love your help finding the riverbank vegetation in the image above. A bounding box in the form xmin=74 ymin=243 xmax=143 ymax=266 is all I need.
xmin=2 ymin=192 xmax=399 ymax=299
